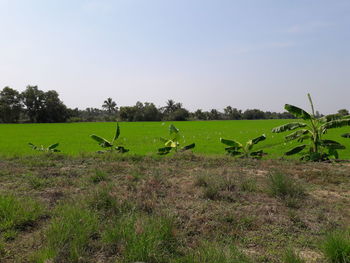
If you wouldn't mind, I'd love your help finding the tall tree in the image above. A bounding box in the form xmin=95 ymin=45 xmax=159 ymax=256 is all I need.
xmin=102 ymin=98 xmax=117 ymax=114
xmin=40 ymin=90 xmax=69 ymax=122
xmin=0 ymin=87 xmax=22 ymax=123
xmin=21 ymin=85 xmax=45 ymax=122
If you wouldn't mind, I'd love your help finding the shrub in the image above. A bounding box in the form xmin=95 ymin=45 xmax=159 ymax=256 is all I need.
xmin=35 ymin=204 xmax=98 ymax=263
xmin=322 ymin=230 xmax=350 ymax=263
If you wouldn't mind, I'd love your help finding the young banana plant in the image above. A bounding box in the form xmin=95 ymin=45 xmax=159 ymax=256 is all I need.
xmin=158 ymin=124 xmax=195 ymax=155
xmin=220 ymin=134 xmax=266 ymax=158
xmin=90 ymin=123 xmax=129 ymax=153
xmin=272 ymin=94 xmax=350 ymax=161
xmin=28 ymin=143 xmax=61 ymax=152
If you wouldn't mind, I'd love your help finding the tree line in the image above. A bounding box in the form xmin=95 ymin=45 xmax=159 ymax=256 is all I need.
xmin=1 ymin=86 xmax=348 ymax=123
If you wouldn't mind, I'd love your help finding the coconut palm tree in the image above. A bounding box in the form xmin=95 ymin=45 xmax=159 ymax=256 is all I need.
xmin=102 ymin=98 xmax=117 ymax=114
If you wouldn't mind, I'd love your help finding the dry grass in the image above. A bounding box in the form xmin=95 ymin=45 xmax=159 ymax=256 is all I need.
xmin=0 ymin=153 xmax=349 ymax=262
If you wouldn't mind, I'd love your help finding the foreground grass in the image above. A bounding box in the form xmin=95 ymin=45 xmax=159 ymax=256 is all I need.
xmin=0 ymin=153 xmax=350 ymax=262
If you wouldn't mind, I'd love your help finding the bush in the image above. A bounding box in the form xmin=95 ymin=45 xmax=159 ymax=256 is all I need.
xmin=322 ymin=230 xmax=350 ymax=263
xmin=177 ymin=242 xmax=251 ymax=263
xmin=35 ymin=204 xmax=98 ymax=263
xmin=102 ymin=213 xmax=177 ymax=262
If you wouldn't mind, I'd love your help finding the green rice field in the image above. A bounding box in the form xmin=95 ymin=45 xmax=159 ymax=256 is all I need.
xmin=1 ymin=120 xmax=350 ymax=158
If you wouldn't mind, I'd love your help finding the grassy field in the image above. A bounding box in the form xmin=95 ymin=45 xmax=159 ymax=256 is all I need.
xmin=1 ymin=120 xmax=350 ymax=159
xmin=0 ymin=154 xmax=349 ymax=262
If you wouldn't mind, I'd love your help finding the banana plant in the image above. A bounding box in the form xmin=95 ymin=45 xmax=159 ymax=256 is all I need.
xmin=28 ymin=143 xmax=60 ymax=152
xmin=90 ymin=123 xmax=129 ymax=153
xmin=272 ymin=94 xmax=350 ymax=161
xmin=220 ymin=134 xmax=266 ymax=159
xmin=158 ymin=124 xmax=195 ymax=155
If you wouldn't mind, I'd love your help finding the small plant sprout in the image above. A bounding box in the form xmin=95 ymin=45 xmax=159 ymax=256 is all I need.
xmin=28 ymin=142 xmax=61 ymax=152
xmin=220 ymin=134 xmax=266 ymax=159
xmin=90 ymin=123 xmax=129 ymax=153
xmin=158 ymin=124 xmax=195 ymax=155
xmin=272 ymin=94 xmax=350 ymax=161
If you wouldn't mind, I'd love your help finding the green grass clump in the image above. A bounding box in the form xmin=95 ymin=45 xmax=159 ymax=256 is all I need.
xmin=283 ymin=249 xmax=305 ymax=263
xmin=177 ymin=242 xmax=251 ymax=263
xmin=0 ymin=194 xmax=44 ymax=239
xmin=322 ymin=230 xmax=350 ymax=263
xmin=268 ymin=172 xmax=305 ymax=207
xmin=195 ymin=173 xmax=236 ymax=200
xmin=89 ymin=170 xmax=108 ymax=183
xmin=102 ymin=213 xmax=177 ymax=262
xmin=87 ymin=185 xmax=134 ymax=216
xmin=35 ymin=204 xmax=98 ymax=263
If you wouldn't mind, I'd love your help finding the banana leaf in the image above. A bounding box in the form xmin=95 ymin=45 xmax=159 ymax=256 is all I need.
xmin=158 ymin=147 xmax=172 ymax=155
xmin=272 ymin=122 xmax=307 ymax=133
xmin=90 ymin=135 xmax=113 ymax=148
xmin=285 ymin=145 xmax=306 ymax=156
xmin=181 ymin=143 xmax=195 ymax=151
xmin=28 ymin=143 xmax=37 ymax=150
xmin=321 ymin=119 xmax=350 ymax=130
xmin=48 ymin=143 xmax=59 ymax=150
xmin=251 ymin=134 xmax=266 ymax=145
xmin=321 ymin=140 xmax=345 ymax=150
xmin=284 ymin=104 xmax=311 ymax=120
xmin=285 ymin=129 xmax=310 ymax=141
xmin=113 ymin=123 xmax=120 ymax=142
xmin=220 ymin=138 xmax=242 ymax=148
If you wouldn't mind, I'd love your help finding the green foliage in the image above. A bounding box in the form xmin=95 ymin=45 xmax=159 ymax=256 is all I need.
xmin=28 ymin=142 xmax=61 ymax=152
xmin=322 ymin=230 xmax=350 ymax=263
xmin=176 ymin=242 xmax=252 ymax=263
xmin=272 ymin=94 xmax=350 ymax=161
xmin=220 ymin=134 xmax=266 ymax=158
xmin=158 ymin=124 xmax=195 ymax=155
xmin=102 ymin=213 xmax=177 ymax=262
xmin=283 ymin=249 xmax=305 ymax=263
xmin=35 ymin=204 xmax=98 ymax=263
xmin=90 ymin=123 xmax=129 ymax=153
xmin=0 ymin=194 xmax=44 ymax=239
xmin=0 ymin=87 xmax=22 ymax=123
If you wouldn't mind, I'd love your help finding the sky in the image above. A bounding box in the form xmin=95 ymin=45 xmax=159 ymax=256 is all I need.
xmin=0 ymin=0 xmax=349 ymax=113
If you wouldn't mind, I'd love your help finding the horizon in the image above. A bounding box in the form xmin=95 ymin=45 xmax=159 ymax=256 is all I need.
xmin=1 ymin=0 xmax=349 ymax=114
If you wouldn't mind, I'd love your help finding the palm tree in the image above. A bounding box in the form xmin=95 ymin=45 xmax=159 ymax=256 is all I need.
xmin=102 ymin=98 xmax=117 ymax=114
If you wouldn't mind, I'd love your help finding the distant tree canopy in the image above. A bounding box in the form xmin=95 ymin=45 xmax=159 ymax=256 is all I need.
xmin=2 ymin=85 xmax=342 ymax=124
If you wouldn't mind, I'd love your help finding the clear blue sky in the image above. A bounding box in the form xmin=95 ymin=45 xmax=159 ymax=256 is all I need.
xmin=0 ymin=0 xmax=349 ymax=113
